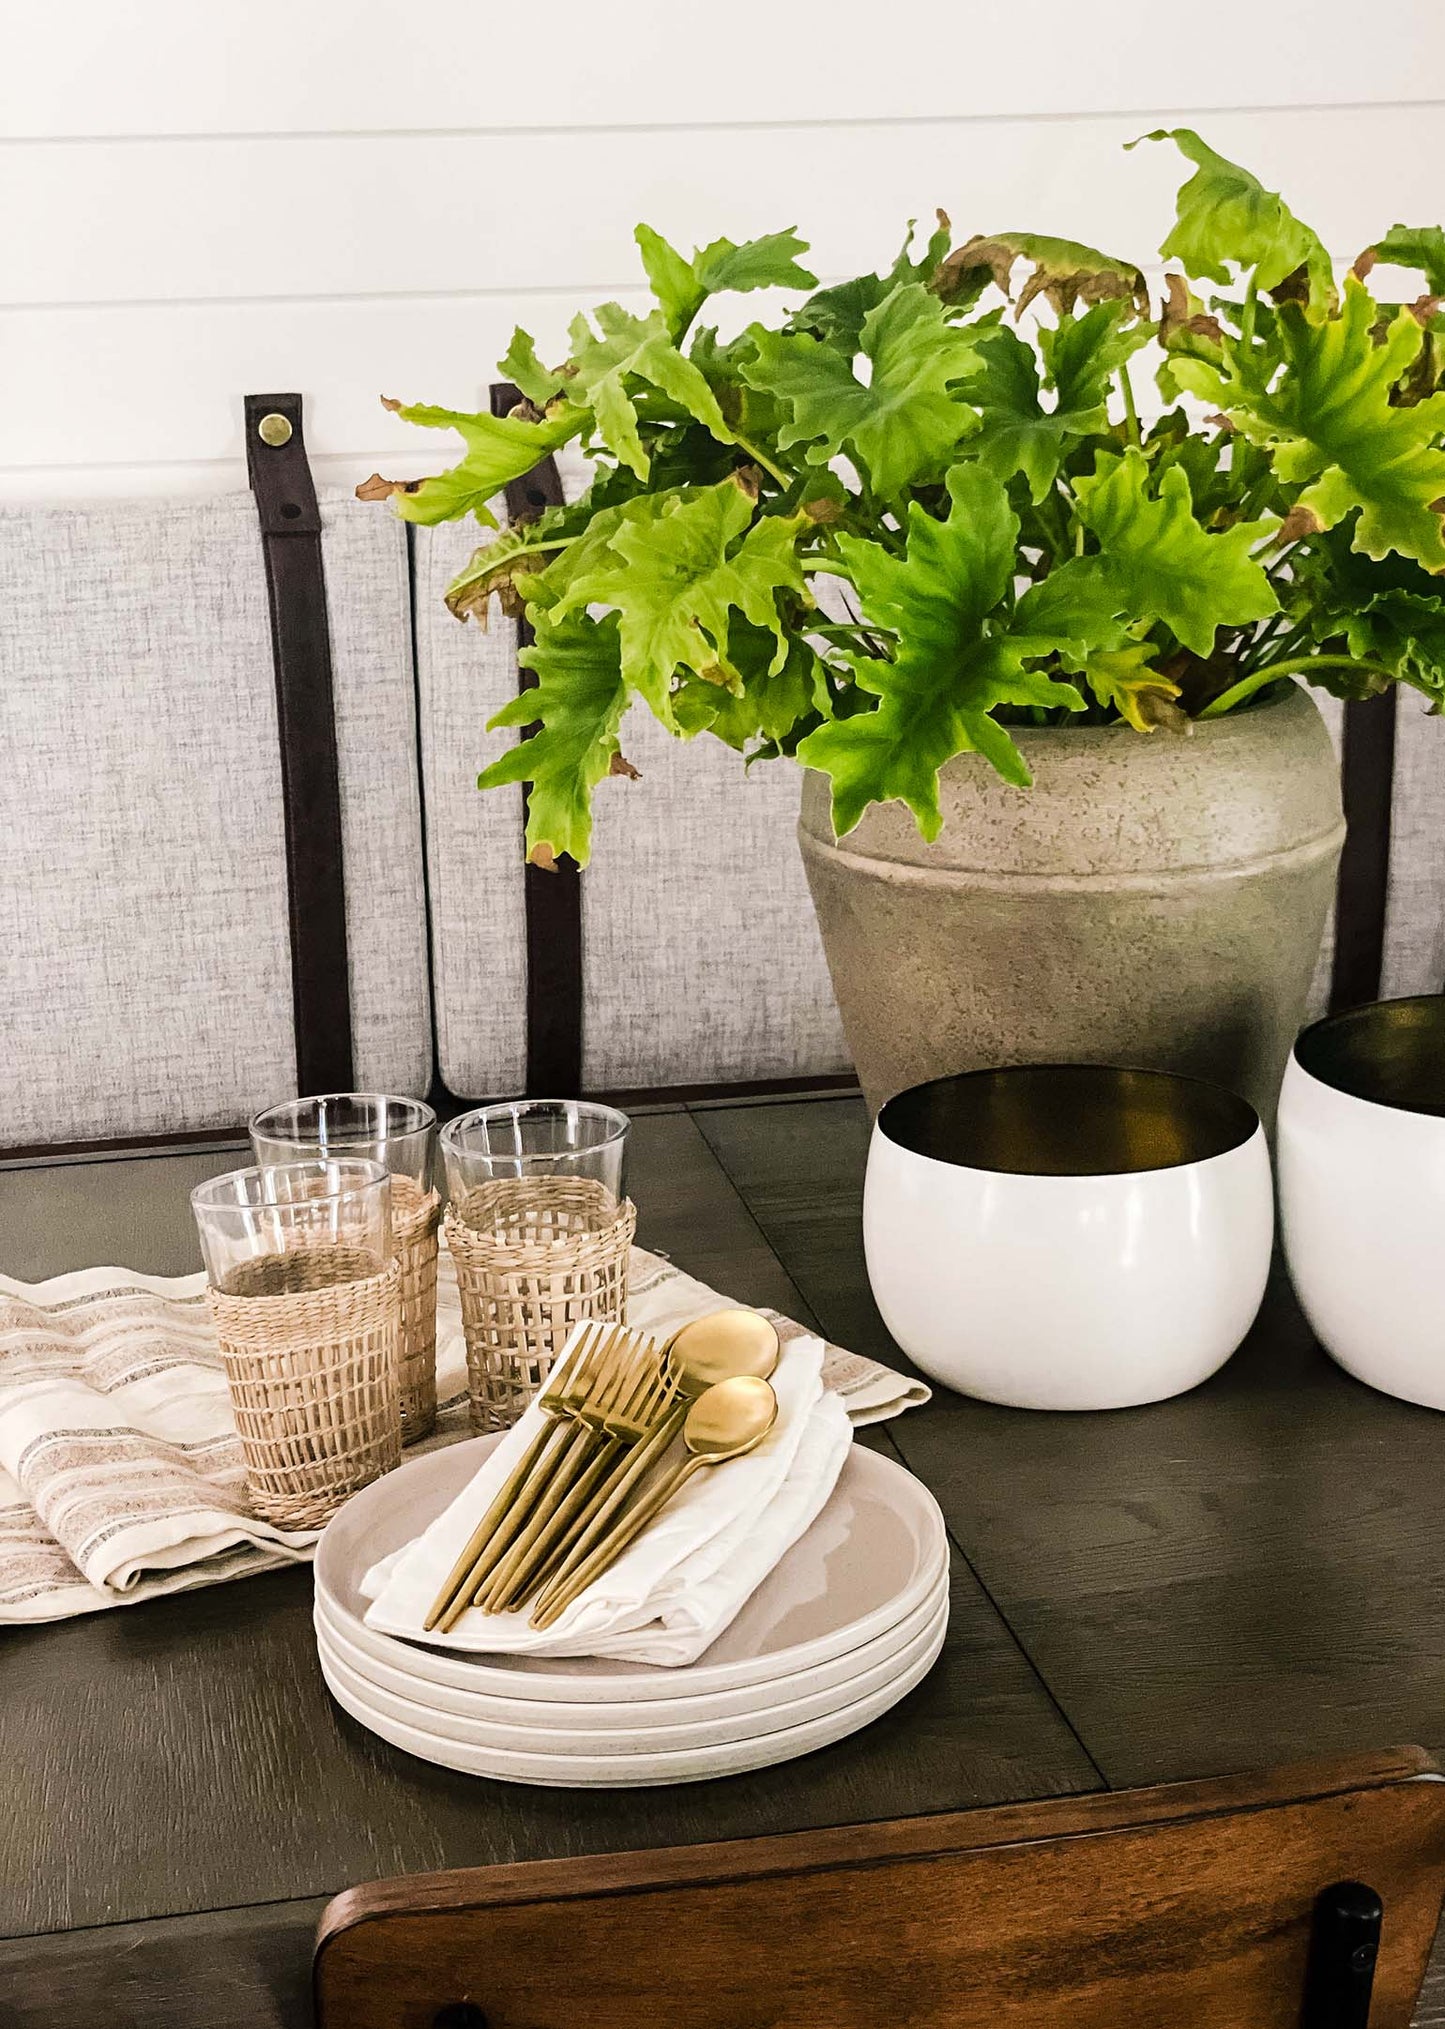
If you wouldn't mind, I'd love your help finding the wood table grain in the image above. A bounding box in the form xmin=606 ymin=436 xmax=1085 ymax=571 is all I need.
xmin=2 ymin=1095 xmax=1442 ymax=2025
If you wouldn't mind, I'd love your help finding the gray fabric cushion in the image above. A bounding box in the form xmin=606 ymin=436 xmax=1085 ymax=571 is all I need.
xmin=1382 ymin=694 xmax=1445 ymax=999
xmin=581 ymin=706 xmax=850 ymax=1090
xmin=1306 ymin=689 xmax=1445 ymax=1018
xmin=410 ymin=519 xmax=528 ymax=1101
xmin=0 ymin=489 xmax=431 ymax=1145
xmin=1305 ymin=692 xmax=1346 ymax=1018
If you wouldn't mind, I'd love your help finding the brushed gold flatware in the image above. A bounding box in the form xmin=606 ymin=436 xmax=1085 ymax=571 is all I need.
xmin=433 ymin=1321 xmax=675 ymax=1632
xmin=530 ymin=1374 xmax=779 ymax=1629
xmin=476 ymin=1337 xmax=674 ymax=1613
xmin=424 ymin=1320 xmax=618 ymax=1633
xmin=530 ymin=1309 xmax=782 ymax=1621
xmin=434 ymin=1322 xmax=647 ymax=1632
xmin=665 ymin=1309 xmax=781 ymax=1390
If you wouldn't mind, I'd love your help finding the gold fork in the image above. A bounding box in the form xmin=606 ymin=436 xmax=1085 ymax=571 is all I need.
xmin=434 ymin=1322 xmax=643 ymax=1632
xmin=531 ymin=1375 xmax=778 ymax=1629
xmin=527 ymin=1312 xmax=780 ymax=1621
xmin=478 ymin=1337 xmax=675 ymax=1614
xmin=424 ymin=1321 xmax=611 ymax=1634
xmin=528 ymin=1388 xmax=689 ymax=1621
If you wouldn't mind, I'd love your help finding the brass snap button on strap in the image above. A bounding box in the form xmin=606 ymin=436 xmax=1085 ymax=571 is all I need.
xmin=257 ymin=411 xmax=293 ymax=446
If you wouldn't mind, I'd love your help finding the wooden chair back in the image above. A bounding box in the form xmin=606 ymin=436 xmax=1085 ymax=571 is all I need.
xmin=314 ymin=1748 xmax=1445 ymax=2029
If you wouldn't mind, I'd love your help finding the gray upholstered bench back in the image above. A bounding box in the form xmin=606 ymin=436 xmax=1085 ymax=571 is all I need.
xmin=1307 ymin=694 xmax=1445 ymax=1017
xmin=1 ymin=462 xmax=849 ymax=1151
xmin=1 ymin=490 xmax=431 ymax=1148
xmin=4 ymin=442 xmax=1442 ymax=1153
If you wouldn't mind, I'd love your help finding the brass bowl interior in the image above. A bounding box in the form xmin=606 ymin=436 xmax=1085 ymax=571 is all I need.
xmin=1294 ymin=995 xmax=1445 ymax=1117
xmin=878 ymin=1065 xmax=1258 ymax=1178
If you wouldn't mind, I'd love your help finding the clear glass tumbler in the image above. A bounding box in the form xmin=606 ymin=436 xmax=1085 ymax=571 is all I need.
xmin=438 ymin=1102 xmax=633 ymax=1430
xmin=192 ymin=1159 xmax=401 ymax=1527
xmin=191 ymin=1158 xmax=393 ymax=1295
xmin=249 ymin=1093 xmax=436 ymax=1191
xmin=249 ymin=1096 xmax=441 ymax=1442
xmin=440 ymin=1099 xmax=630 ymax=1224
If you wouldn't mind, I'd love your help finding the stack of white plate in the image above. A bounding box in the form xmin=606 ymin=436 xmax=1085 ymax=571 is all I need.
xmin=314 ymin=1436 xmax=949 ymax=1786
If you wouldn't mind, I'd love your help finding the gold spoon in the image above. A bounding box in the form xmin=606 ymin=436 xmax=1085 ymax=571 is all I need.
xmin=530 ymin=1374 xmax=779 ymax=1629
xmin=528 ymin=1312 xmax=782 ymax=1618
xmin=667 ymin=1309 xmax=781 ymax=1391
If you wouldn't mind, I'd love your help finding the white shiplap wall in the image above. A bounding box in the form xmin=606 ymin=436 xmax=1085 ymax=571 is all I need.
xmin=2 ymin=0 xmax=1443 ymax=500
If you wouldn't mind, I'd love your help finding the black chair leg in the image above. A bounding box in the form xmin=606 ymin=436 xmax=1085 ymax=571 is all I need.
xmin=1301 ymin=1881 xmax=1383 ymax=2028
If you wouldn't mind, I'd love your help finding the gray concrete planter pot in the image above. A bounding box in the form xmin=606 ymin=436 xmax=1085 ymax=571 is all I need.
xmin=798 ymin=682 xmax=1345 ymax=1122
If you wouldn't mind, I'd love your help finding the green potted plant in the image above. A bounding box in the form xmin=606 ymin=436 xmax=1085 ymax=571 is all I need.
xmin=365 ymin=131 xmax=1445 ymax=1117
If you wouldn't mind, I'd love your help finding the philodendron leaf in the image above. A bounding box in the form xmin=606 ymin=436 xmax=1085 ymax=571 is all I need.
xmin=957 ymin=328 xmax=1071 ymax=504
xmin=498 ymin=329 xmax=570 ymax=407
xmin=1294 ymin=533 xmax=1445 ymax=705
xmin=786 ymin=213 xmax=955 ymax=351
xmin=1358 ymin=225 xmax=1445 ymax=296
xmin=635 ymin=225 xmax=816 ymax=341
xmin=695 ymin=229 xmax=816 ymax=299
xmin=564 ymin=304 xmax=734 ymax=478
xmin=549 ymin=476 xmax=807 ymax=722
xmin=445 ymin=521 xmax=559 ymax=622
xmin=1012 ymin=560 xmax=1187 ymax=729
xmin=742 ymin=281 xmax=980 ymax=499
xmin=961 ymin=304 xmax=1152 ymax=503
xmin=1135 ymin=128 xmax=1334 ymax=309
xmin=1079 ymin=645 xmax=1186 ymax=732
xmin=1043 ymin=300 xmax=1156 ymax=408
xmin=371 ymin=400 xmax=583 ymax=527
xmin=1072 ymin=446 xmax=1280 ymax=656
xmin=1339 ymin=590 xmax=1445 ymax=704
xmin=796 ymin=464 xmax=1085 ymax=836
xmin=479 ymin=612 xmax=629 ymax=867
xmin=1175 ymin=277 xmax=1445 ymax=571
xmin=675 ymin=623 xmax=827 ymax=750
xmin=935 ymin=232 xmax=1149 ymax=319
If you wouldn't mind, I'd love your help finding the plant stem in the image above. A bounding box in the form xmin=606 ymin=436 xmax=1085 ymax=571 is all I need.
xmin=1198 ymin=654 xmax=1395 ymax=719
xmin=731 ymin=433 xmax=790 ymax=487
xmin=1117 ymin=362 xmax=1141 ymax=446
xmin=1239 ymin=617 xmax=1306 ymax=676
xmin=1239 ymin=275 xmax=1259 ymax=352
xmin=502 ymin=529 xmax=579 ymax=557
xmin=1033 ymin=491 xmax=1071 ymax=562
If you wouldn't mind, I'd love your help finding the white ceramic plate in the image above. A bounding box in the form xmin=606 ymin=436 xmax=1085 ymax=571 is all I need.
xmin=314 ymin=1583 xmax=947 ymax=1755
xmin=316 ymin=1439 xmax=947 ymax=1704
xmin=317 ymin=1615 xmax=948 ymax=1787
xmin=314 ymin=1551 xmax=948 ymax=1732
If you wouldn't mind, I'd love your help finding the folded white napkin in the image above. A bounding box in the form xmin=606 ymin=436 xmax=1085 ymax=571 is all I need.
xmin=362 ymin=1328 xmax=853 ymax=1666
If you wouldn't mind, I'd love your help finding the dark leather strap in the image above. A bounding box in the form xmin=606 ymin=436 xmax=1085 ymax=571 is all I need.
xmin=1329 ymin=690 xmax=1398 ymax=1013
xmin=491 ymin=382 xmax=584 ymax=1097
xmin=245 ymin=393 xmax=355 ymax=1094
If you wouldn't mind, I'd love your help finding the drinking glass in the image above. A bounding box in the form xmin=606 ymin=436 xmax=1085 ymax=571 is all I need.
xmin=249 ymin=1094 xmax=436 ymax=1191
xmin=440 ymin=1100 xmax=629 ymax=1226
xmin=439 ymin=1101 xmax=633 ymax=1430
xmin=191 ymin=1159 xmax=401 ymax=1527
xmin=191 ymin=1159 xmax=393 ymax=1295
xmin=249 ymin=1098 xmax=441 ymax=1441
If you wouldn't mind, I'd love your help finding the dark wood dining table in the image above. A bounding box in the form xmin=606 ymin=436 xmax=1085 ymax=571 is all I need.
xmin=3 ymin=1092 xmax=1444 ymax=2027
